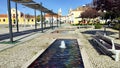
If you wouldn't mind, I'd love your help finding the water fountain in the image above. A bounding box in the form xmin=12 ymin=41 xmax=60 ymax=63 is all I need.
xmin=59 ymin=40 xmax=66 ymax=49
xmin=28 ymin=39 xmax=84 ymax=68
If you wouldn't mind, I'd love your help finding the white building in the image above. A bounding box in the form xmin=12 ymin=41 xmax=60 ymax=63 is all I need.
xmin=67 ymin=6 xmax=90 ymax=24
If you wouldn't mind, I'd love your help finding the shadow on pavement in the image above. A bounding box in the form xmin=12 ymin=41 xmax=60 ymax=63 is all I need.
xmin=0 ymin=26 xmax=57 ymax=42
xmin=88 ymin=39 xmax=114 ymax=60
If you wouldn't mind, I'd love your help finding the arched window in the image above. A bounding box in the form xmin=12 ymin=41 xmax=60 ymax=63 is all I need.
xmin=28 ymin=19 xmax=30 ymax=22
xmin=13 ymin=14 xmax=15 ymax=18
xmin=3 ymin=19 xmax=5 ymax=22
xmin=32 ymin=19 xmax=33 ymax=22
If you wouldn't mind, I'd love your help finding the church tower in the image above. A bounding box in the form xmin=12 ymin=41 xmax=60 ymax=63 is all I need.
xmin=58 ymin=8 xmax=62 ymax=16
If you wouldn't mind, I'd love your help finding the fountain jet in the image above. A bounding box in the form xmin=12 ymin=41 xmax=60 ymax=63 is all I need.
xmin=59 ymin=41 xmax=66 ymax=49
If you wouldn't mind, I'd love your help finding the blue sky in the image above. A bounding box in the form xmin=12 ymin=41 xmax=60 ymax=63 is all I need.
xmin=0 ymin=0 xmax=92 ymax=16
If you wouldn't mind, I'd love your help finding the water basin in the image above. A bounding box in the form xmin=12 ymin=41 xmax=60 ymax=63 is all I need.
xmin=28 ymin=39 xmax=84 ymax=68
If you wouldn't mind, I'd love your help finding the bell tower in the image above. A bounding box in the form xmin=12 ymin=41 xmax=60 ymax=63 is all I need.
xmin=58 ymin=8 xmax=62 ymax=16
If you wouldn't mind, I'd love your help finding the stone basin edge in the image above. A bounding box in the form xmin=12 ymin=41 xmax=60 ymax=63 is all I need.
xmin=21 ymin=39 xmax=56 ymax=68
xmin=77 ymin=39 xmax=93 ymax=68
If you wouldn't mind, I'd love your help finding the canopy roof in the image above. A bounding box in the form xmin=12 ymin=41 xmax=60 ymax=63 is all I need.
xmin=12 ymin=0 xmax=35 ymax=3
xmin=12 ymin=0 xmax=57 ymax=15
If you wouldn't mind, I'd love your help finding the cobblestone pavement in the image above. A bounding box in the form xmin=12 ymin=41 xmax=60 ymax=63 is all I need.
xmin=0 ymin=24 xmax=120 ymax=68
xmin=0 ymin=24 xmax=79 ymax=68
xmin=78 ymin=27 xmax=120 ymax=68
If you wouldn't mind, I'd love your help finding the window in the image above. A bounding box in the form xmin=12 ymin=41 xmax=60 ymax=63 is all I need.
xmin=28 ymin=19 xmax=30 ymax=22
xmin=13 ymin=19 xmax=16 ymax=24
xmin=13 ymin=14 xmax=15 ymax=18
xmin=3 ymin=19 xmax=5 ymax=22
xmin=32 ymin=19 xmax=33 ymax=22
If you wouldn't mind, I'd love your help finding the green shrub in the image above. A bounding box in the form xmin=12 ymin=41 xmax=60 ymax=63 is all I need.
xmin=94 ymin=23 xmax=102 ymax=29
xmin=112 ymin=23 xmax=120 ymax=30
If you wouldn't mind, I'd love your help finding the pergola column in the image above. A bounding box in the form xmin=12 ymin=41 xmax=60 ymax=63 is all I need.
xmin=15 ymin=2 xmax=19 ymax=32
xmin=7 ymin=0 xmax=13 ymax=42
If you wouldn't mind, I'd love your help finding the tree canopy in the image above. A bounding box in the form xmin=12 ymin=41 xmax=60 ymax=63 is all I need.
xmin=93 ymin=0 xmax=120 ymax=18
xmin=36 ymin=15 xmax=45 ymax=22
xmin=81 ymin=8 xmax=99 ymax=18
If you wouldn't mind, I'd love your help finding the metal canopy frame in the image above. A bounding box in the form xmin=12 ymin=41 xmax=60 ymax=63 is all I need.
xmin=12 ymin=0 xmax=56 ymax=14
xmin=8 ymin=0 xmax=58 ymax=42
xmin=12 ymin=0 xmax=35 ymax=3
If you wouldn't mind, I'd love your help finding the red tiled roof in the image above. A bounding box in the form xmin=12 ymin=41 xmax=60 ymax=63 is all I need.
xmin=0 ymin=14 xmax=7 ymax=18
xmin=0 ymin=14 xmax=34 ymax=18
xmin=45 ymin=13 xmax=60 ymax=18
xmin=25 ymin=15 xmax=35 ymax=18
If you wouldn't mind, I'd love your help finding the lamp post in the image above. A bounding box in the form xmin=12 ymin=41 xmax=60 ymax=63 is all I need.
xmin=119 ymin=20 xmax=120 ymax=39
xmin=51 ymin=10 xmax=54 ymax=29
xmin=60 ymin=15 xmax=61 ymax=26
xmin=103 ymin=10 xmax=107 ymax=36
xmin=57 ymin=14 xmax=58 ymax=27
xmin=23 ymin=7 xmax=26 ymax=29
xmin=15 ymin=2 xmax=19 ymax=32
xmin=34 ymin=9 xmax=37 ymax=29
xmin=41 ymin=11 xmax=43 ymax=32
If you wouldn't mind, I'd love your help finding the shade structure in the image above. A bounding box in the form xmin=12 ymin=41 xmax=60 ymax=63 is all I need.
xmin=12 ymin=0 xmax=56 ymax=14
xmin=22 ymin=3 xmax=52 ymax=13
xmin=12 ymin=0 xmax=35 ymax=3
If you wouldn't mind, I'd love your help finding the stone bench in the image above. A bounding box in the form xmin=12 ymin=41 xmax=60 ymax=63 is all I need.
xmin=92 ymin=32 xmax=120 ymax=61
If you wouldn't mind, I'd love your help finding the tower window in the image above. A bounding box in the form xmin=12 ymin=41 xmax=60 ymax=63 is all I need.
xmin=3 ymin=19 xmax=5 ymax=22
xmin=28 ymin=19 xmax=30 ymax=22
xmin=32 ymin=19 xmax=33 ymax=22
xmin=13 ymin=14 xmax=15 ymax=18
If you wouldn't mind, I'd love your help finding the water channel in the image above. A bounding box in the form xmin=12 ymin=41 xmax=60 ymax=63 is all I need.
xmin=28 ymin=39 xmax=84 ymax=68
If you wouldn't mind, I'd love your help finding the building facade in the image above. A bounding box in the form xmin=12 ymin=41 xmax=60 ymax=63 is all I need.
xmin=0 ymin=8 xmax=35 ymax=26
xmin=45 ymin=8 xmax=62 ymax=24
xmin=45 ymin=13 xmax=59 ymax=24
xmin=67 ymin=6 xmax=90 ymax=24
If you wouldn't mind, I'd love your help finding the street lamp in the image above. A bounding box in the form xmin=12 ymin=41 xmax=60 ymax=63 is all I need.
xmin=103 ymin=10 xmax=107 ymax=36
xmin=23 ymin=7 xmax=26 ymax=29
xmin=119 ymin=20 xmax=120 ymax=39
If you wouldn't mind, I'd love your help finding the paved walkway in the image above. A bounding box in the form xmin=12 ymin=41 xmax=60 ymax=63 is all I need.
xmin=0 ymin=25 xmax=58 ymax=51
xmin=0 ymin=23 xmax=80 ymax=68
xmin=0 ymin=23 xmax=120 ymax=68
xmin=78 ymin=26 xmax=120 ymax=68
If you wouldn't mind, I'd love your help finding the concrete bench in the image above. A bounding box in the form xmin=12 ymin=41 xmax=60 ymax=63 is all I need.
xmin=92 ymin=32 xmax=120 ymax=61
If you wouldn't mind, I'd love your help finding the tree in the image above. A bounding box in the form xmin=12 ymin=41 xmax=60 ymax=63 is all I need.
xmin=81 ymin=8 xmax=99 ymax=18
xmin=36 ymin=15 xmax=45 ymax=22
xmin=93 ymin=0 xmax=120 ymax=18
xmin=80 ymin=8 xmax=100 ymax=25
xmin=37 ymin=15 xmax=40 ymax=22
xmin=93 ymin=0 xmax=120 ymax=39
